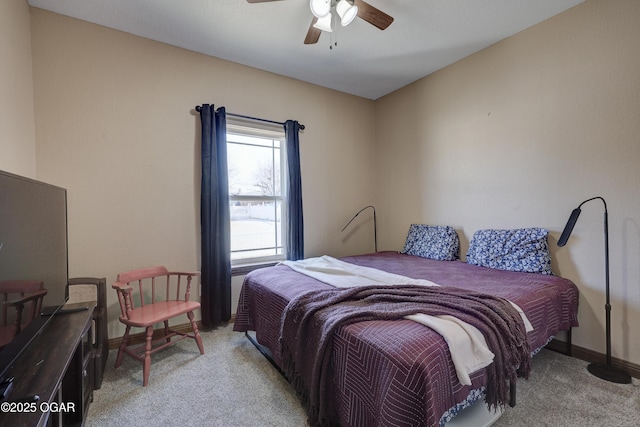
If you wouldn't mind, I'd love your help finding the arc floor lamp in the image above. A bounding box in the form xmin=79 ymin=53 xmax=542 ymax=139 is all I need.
xmin=558 ymin=196 xmax=631 ymax=384
xmin=341 ymin=205 xmax=377 ymax=253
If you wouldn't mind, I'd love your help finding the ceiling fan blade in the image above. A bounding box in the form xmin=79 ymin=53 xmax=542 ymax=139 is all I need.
xmin=304 ymin=17 xmax=321 ymax=44
xmin=354 ymin=0 xmax=394 ymax=30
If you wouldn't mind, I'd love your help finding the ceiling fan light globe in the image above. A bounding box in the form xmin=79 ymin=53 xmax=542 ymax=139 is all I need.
xmin=336 ymin=1 xmax=358 ymax=26
xmin=313 ymin=13 xmax=333 ymax=32
xmin=310 ymin=0 xmax=330 ymax=18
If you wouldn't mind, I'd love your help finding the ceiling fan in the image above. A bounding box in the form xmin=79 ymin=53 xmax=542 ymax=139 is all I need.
xmin=246 ymin=0 xmax=394 ymax=45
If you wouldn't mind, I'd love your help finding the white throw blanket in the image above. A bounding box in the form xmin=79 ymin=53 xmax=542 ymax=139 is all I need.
xmin=282 ymin=256 xmax=532 ymax=385
xmin=405 ymin=313 xmax=495 ymax=385
xmin=282 ymin=255 xmax=440 ymax=288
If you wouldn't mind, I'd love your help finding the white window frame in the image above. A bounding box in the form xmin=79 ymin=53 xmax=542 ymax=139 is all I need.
xmin=227 ymin=119 xmax=287 ymax=267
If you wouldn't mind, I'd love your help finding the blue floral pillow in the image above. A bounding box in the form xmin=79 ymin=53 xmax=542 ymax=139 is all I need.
xmin=466 ymin=228 xmax=552 ymax=274
xmin=401 ymin=224 xmax=460 ymax=261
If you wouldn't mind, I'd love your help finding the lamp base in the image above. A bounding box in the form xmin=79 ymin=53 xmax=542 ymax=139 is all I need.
xmin=587 ymin=363 xmax=632 ymax=384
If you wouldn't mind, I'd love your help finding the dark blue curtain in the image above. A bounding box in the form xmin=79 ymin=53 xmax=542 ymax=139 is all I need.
xmin=285 ymin=120 xmax=304 ymax=261
xmin=199 ymin=104 xmax=231 ymax=327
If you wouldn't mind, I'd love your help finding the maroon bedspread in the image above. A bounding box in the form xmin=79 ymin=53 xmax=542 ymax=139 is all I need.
xmin=282 ymin=285 xmax=531 ymax=426
xmin=233 ymin=252 xmax=579 ymax=427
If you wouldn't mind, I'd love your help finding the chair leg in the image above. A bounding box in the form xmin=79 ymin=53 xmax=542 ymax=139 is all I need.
xmin=164 ymin=320 xmax=171 ymax=344
xmin=115 ymin=325 xmax=131 ymax=369
xmin=187 ymin=311 xmax=205 ymax=355
xmin=143 ymin=326 xmax=153 ymax=386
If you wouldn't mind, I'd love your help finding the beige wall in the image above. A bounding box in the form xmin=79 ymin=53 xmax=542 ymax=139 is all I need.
xmin=29 ymin=8 xmax=376 ymax=338
xmin=0 ymin=0 xmax=36 ymax=177
xmin=375 ymin=0 xmax=640 ymax=366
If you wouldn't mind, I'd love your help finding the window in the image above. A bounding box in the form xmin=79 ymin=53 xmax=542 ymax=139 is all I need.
xmin=227 ymin=121 xmax=287 ymax=266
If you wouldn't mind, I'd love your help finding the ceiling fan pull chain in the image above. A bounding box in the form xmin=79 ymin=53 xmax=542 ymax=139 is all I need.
xmin=330 ymin=12 xmax=338 ymax=50
xmin=330 ymin=12 xmax=335 ymax=49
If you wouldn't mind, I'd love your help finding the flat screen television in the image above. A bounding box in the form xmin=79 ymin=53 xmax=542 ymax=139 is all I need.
xmin=0 ymin=169 xmax=69 ymax=388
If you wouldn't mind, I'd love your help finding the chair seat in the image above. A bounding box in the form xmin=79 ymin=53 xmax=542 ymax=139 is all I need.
xmin=120 ymin=300 xmax=201 ymax=327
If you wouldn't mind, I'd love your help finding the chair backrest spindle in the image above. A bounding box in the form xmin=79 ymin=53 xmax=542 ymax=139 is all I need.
xmin=151 ymin=276 xmax=157 ymax=304
xmin=138 ymin=280 xmax=145 ymax=307
xmin=176 ymin=275 xmax=182 ymax=301
xmin=185 ymin=275 xmax=192 ymax=301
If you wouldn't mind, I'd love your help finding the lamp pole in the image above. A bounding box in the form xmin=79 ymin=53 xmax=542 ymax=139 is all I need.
xmin=602 ymin=206 xmax=612 ymax=368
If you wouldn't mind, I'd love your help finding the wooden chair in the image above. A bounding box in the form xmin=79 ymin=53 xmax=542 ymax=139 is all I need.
xmin=0 ymin=280 xmax=47 ymax=349
xmin=112 ymin=267 xmax=204 ymax=386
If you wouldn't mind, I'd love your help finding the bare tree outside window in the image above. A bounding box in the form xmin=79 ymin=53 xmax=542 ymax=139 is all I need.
xmin=253 ymin=159 xmax=280 ymax=197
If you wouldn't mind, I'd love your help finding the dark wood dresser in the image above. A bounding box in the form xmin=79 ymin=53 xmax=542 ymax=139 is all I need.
xmin=0 ymin=305 xmax=94 ymax=426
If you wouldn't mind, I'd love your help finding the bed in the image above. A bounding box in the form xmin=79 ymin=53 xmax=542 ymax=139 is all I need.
xmin=233 ymin=226 xmax=579 ymax=427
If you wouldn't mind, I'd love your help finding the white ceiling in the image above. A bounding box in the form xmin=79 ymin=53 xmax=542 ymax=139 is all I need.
xmin=28 ymin=0 xmax=584 ymax=100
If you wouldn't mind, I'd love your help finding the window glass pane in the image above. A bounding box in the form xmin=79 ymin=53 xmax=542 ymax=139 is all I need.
xmin=227 ymin=137 xmax=281 ymax=197
xmin=230 ymin=200 xmax=283 ymax=261
xmin=227 ymin=122 xmax=286 ymax=265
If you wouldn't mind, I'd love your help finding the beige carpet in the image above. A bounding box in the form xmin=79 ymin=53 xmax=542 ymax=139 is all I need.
xmin=87 ymin=323 xmax=639 ymax=427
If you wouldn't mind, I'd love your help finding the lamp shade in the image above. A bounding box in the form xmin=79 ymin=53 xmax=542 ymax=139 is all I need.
xmin=310 ymin=0 xmax=330 ymax=18
xmin=336 ymin=0 xmax=358 ymax=26
xmin=313 ymin=13 xmax=333 ymax=32
xmin=557 ymin=207 xmax=582 ymax=247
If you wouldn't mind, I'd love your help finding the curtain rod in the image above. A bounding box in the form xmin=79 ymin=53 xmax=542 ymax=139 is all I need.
xmin=195 ymin=106 xmax=305 ymax=130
